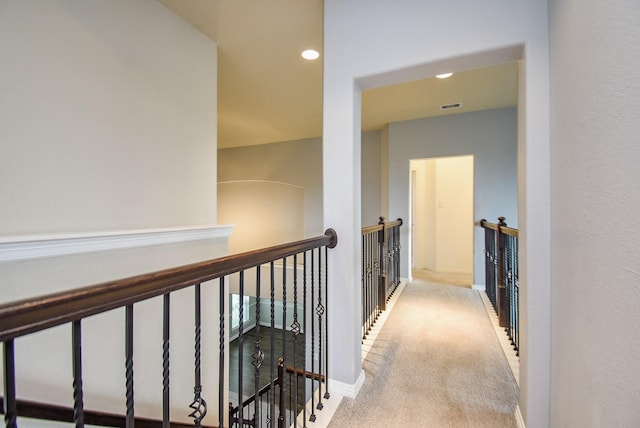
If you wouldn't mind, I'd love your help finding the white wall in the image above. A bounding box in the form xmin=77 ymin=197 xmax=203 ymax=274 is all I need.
xmin=412 ymin=156 xmax=474 ymax=275
xmin=362 ymin=131 xmax=383 ymax=226
xmin=434 ymin=156 xmax=474 ymax=274
xmin=218 ymin=180 xmax=304 ymax=254
xmin=549 ymin=0 xmax=640 ymax=426
xmin=218 ymin=139 xmax=323 ymax=238
xmin=323 ymin=0 xmax=550 ymax=423
xmin=0 ymin=0 xmax=218 ymax=236
xmin=0 ymin=1 xmax=224 ymax=425
xmin=218 ymin=131 xmax=384 ymax=236
xmin=391 ymin=109 xmax=517 ymax=284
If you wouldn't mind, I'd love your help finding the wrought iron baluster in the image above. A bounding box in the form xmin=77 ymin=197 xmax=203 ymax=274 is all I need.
xmin=162 ymin=293 xmax=170 ymax=428
xmin=238 ymin=271 xmax=245 ymax=427
xmin=316 ymin=247 xmax=325 ymax=411
xmin=302 ymin=251 xmax=308 ymax=427
xmin=269 ymin=261 xmax=276 ymax=428
xmin=253 ymin=267 xmax=263 ymax=427
xmin=309 ymin=249 xmax=316 ymax=423
xmin=361 ymin=233 xmax=366 ymax=339
xmin=514 ymin=237 xmax=520 ymax=355
xmin=3 ymin=339 xmax=17 ymax=428
xmin=323 ymin=245 xmax=330 ymax=401
xmin=279 ymin=258 xmax=287 ymax=428
xmin=72 ymin=320 xmax=85 ymax=428
xmin=277 ymin=357 xmax=285 ymax=428
xmin=189 ymin=284 xmax=207 ymax=427
xmin=368 ymin=233 xmax=373 ymax=333
xmin=365 ymin=233 xmax=369 ymax=336
xmin=291 ymin=254 xmax=300 ymax=428
xmin=125 ymin=304 xmax=134 ymax=428
xmin=219 ymin=277 xmax=226 ymax=428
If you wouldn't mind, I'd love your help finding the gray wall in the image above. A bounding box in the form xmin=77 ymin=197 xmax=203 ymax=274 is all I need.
xmin=362 ymin=131 xmax=383 ymax=226
xmin=218 ymin=131 xmax=384 ymax=238
xmin=218 ymin=109 xmax=516 ymax=285
xmin=218 ymin=138 xmax=324 ymax=238
xmin=387 ymin=107 xmax=518 ymax=284
xmin=549 ymin=0 xmax=640 ymax=425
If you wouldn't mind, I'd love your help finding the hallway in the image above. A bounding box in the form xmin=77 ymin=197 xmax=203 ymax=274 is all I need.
xmin=328 ymin=276 xmax=518 ymax=427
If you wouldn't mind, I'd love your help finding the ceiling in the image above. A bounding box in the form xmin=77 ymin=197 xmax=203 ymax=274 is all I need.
xmin=159 ymin=0 xmax=517 ymax=149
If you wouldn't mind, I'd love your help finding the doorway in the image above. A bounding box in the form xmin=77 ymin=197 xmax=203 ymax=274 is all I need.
xmin=410 ymin=155 xmax=474 ymax=286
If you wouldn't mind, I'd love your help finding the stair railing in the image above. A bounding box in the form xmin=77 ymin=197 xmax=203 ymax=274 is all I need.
xmin=480 ymin=217 xmax=519 ymax=355
xmin=361 ymin=217 xmax=403 ymax=340
xmin=0 ymin=229 xmax=337 ymax=428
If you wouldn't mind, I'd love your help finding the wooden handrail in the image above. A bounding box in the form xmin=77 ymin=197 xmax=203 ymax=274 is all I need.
xmin=480 ymin=218 xmax=518 ymax=237
xmin=229 ymin=366 xmax=325 ymax=414
xmin=0 ymin=229 xmax=337 ymax=342
xmin=361 ymin=217 xmax=403 ymax=235
xmin=0 ymin=397 xmax=213 ymax=428
xmin=480 ymin=219 xmax=518 ymax=237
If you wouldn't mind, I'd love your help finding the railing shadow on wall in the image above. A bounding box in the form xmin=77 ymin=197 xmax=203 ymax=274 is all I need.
xmin=361 ymin=217 xmax=403 ymax=341
xmin=480 ymin=217 xmax=519 ymax=355
xmin=0 ymin=229 xmax=337 ymax=428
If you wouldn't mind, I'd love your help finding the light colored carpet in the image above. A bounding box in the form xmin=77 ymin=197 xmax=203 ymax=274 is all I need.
xmin=328 ymin=279 xmax=518 ymax=428
xmin=412 ymin=269 xmax=473 ymax=288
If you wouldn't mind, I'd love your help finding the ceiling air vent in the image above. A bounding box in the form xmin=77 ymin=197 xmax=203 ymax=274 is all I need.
xmin=440 ymin=102 xmax=463 ymax=111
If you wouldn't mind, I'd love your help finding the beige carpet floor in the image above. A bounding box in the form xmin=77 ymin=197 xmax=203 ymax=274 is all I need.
xmin=328 ymin=279 xmax=518 ymax=428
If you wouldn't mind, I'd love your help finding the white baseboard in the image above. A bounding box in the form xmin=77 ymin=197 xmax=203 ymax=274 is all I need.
xmin=290 ymin=385 xmax=344 ymax=428
xmin=0 ymin=224 xmax=233 ymax=262
xmin=328 ymin=369 xmax=365 ymax=399
xmin=515 ymin=405 xmax=526 ymax=428
xmin=472 ymin=284 xmax=486 ymax=291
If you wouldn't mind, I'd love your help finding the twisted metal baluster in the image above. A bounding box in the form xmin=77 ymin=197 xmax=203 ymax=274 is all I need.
xmin=3 ymin=340 xmax=17 ymax=428
xmin=125 ymin=304 xmax=134 ymax=428
xmin=316 ymin=248 xmax=324 ymax=411
xmin=279 ymin=258 xmax=287 ymax=428
xmin=72 ymin=320 xmax=85 ymax=428
xmin=309 ymin=250 xmax=316 ymax=423
xmin=268 ymin=261 xmax=276 ymax=428
xmin=361 ymin=234 xmax=366 ymax=339
xmin=291 ymin=254 xmax=301 ymax=428
xmin=189 ymin=284 xmax=207 ymax=427
xmin=162 ymin=294 xmax=170 ymax=428
xmin=253 ymin=268 xmax=263 ymax=427
xmin=218 ymin=277 xmax=226 ymax=428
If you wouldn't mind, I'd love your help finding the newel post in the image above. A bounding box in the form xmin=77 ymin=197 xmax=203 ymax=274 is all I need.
xmin=378 ymin=217 xmax=387 ymax=311
xmin=497 ymin=216 xmax=509 ymax=328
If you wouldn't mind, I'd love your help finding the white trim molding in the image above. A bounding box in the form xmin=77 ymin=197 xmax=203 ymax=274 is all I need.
xmin=0 ymin=225 xmax=234 ymax=262
xmin=472 ymin=283 xmax=486 ymax=291
xmin=328 ymin=370 xmax=366 ymax=399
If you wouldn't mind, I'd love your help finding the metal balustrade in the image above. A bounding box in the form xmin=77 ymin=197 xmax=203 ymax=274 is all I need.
xmin=361 ymin=218 xmax=403 ymax=340
xmin=481 ymin=218 xmax=519 ymax=355
xmin=0 ymin=229 xmax=337 ymax=428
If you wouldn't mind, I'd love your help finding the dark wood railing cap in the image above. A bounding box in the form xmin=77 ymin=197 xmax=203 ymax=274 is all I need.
xmin=0 ymin=229 xmax=338 ymax=342
xmin=362 ymin=218 xmax=403 ymax=235
xmin=480 ymin=218 xmax=518 ymax=236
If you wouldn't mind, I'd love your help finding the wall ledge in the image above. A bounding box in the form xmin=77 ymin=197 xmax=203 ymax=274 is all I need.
xmin=0 ymin=225 xmax=233 ymax=262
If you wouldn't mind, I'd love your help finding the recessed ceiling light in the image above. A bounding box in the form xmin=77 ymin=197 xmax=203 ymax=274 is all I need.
xmin=436 ymin=72 xmax=453 ymax=79
xmin=301 ymin=49 xmax=320 ymax=60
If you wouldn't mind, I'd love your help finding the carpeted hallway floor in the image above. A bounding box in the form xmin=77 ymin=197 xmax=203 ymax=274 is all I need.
xmin=327 ymin=278 xmax=518 ymax=428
